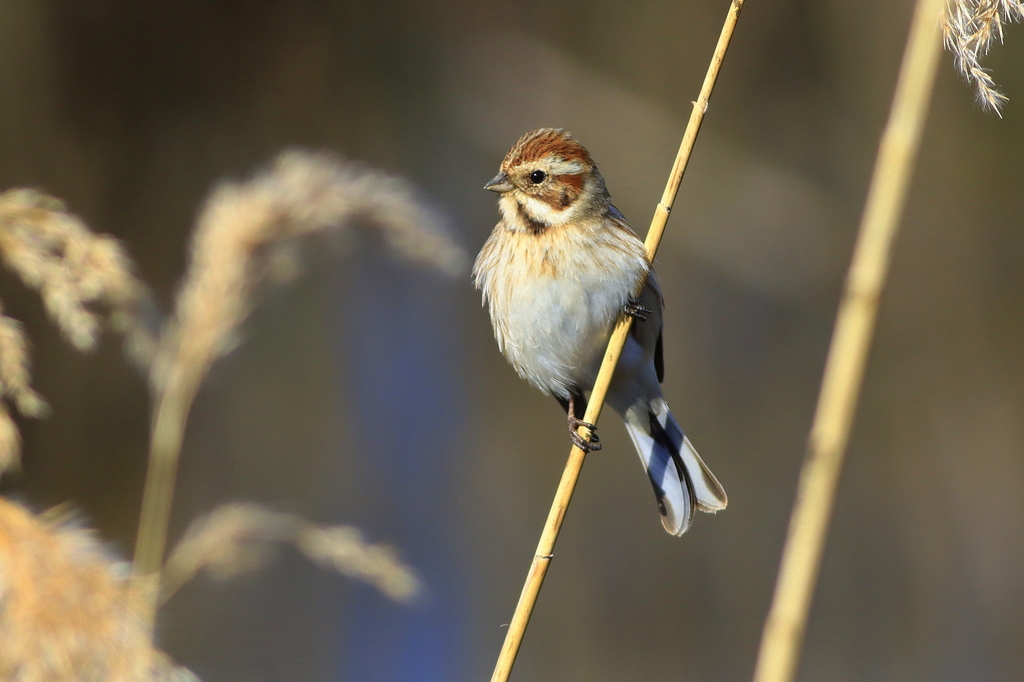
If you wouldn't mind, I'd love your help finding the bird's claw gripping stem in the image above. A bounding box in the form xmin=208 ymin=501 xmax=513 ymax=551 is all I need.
xmin=568 ymin=415 xmax=601 ymax=452
xmin=623 ymin=299 xmax=651 ymax=322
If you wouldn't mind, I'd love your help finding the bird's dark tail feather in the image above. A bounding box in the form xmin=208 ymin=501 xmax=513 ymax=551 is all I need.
xmin=622 ymin=398 xmax=727 ymax=535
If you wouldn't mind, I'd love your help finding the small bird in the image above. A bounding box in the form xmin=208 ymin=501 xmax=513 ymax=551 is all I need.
xmin=473 ymin=128 xmax=727 ymax=535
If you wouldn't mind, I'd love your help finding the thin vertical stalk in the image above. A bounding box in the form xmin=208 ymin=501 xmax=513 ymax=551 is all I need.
xmin=489 ymin=3 xmax=745 ymax=680
xmin=131 ymin=374 xmax=201 ymax=634
xmin=752 ymin=1 xmax=945 ymax=681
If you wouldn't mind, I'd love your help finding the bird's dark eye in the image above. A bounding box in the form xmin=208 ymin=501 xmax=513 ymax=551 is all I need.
xmin=530 ymin=170 xmax=546 ymax=184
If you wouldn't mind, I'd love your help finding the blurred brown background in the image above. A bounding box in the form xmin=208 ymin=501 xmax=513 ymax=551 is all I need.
xmin=1 ymin=1 xmax=1023 ymax=680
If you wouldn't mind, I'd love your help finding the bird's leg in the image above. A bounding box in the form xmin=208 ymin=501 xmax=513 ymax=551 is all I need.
xmin=567 ymin=393 xmax=601 ymax=452
xmin=623 ymin=298 xmax=651 ymax=322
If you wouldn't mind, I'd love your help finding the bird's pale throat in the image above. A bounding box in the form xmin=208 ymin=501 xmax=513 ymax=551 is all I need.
xmin=513 ymin=200 xmax=550 ymax=235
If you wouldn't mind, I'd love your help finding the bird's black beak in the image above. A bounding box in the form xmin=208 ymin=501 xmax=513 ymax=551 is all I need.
xmin=483 ymin=172 xmax=513 ymax=193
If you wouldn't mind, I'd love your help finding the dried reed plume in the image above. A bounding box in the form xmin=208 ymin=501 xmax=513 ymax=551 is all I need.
xmin=148 ymin=150 xmax=465 ymax=400
xmin=944 ymin=0 xmax=1024 ymax=112
xmin=160 ymin=502 xmax=420 ymax=605
xmin=133 ymin=150 xmax=466 ymax=630
xmin=0 ymin=498 xmax=196 ymax=682
xmin=0 ymin=190 xmax=156 ymax=361
xmin=0 ymin=303 xmax=47 ymax=474
xmin=0 ymin=190 xmax=155 ymax=474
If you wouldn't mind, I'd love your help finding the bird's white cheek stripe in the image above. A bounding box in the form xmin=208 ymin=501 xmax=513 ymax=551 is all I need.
xmin=516 ymin=194 xmax=585 ymax=227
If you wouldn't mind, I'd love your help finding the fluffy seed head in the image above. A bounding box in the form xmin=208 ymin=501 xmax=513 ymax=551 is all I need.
xmin=151 ymin=150 xmax=466 ymax=398
xmin=160 ymin=502 xmax=421 ymax=605
xmin=944 ymin=0 xmax=1024 ymax=113
xmin=0 ymin=190 xmax=157 ymax=361
xmin=0 ymin=192 xmax=156 ymax=476
xmin=0 ymin=498 xmax=195 ymax=681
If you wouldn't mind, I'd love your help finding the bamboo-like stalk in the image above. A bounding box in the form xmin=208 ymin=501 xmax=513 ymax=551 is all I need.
xmin=488 ymin=3 xmax=745 ymax=680
xmin=751 ymin=1 xmax=945 ymax=681
xmin=130 ymin=375 xmax=200 ymax=632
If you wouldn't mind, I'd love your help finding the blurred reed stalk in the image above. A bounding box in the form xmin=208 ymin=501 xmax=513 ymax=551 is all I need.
xmin=488 ymin=2 xmax=745 ymax=680
xmin=130 ymin=151 xmax=465 ymax=633
xmin=751 ymin=0 xmax=946 ymax=681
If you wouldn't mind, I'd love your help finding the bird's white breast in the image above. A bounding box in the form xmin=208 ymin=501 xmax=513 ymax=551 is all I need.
xmin=474 ymin=219 xmax=648 ymax=398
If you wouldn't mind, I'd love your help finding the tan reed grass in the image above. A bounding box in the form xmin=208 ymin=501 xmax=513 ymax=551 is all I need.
xmin=943 ymin=0 xmax=1024 ymax=113
xmin=751 ymin=1 xmax=946 ymax=681
xmin=0 ymin=189 xmax=156 ymax=363
xmin=0 ymin=404 xmax=21 ymax=475
xmin=488 ymin=3 xmax=746 ymax=680
xmin=160 ymin=502 xmax=420 ymax=605
xmin=0 ymin=301 xmax=47 ymax=474
xmin=0 ymin=190 xmax=155 ymax=475
xmin=132 ymin=150 xmax=466 ymax=632
xmin=0 ymin=497 xmax=196 ymax=682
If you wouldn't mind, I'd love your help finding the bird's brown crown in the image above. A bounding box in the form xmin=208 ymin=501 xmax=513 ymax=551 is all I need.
xmin=501 ymin=128 xmax=593 ymax=171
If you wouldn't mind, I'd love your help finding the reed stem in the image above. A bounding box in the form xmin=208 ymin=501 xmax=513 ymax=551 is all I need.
xmin=130 ymin=373 xmax=200 ymax=633
xmin=751 ymin=1 xmax=945 ymax=681
xmin=489 ymin=2 xmax=745 ymax=680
